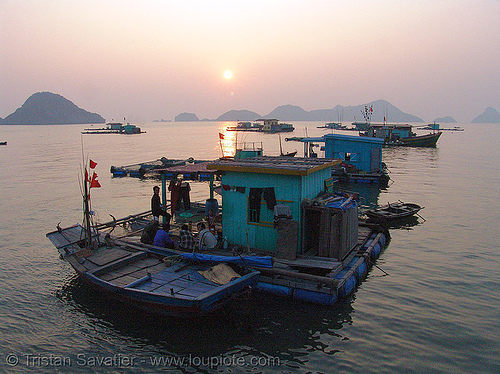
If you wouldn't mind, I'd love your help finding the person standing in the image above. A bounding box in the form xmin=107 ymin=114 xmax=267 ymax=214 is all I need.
xmin=151 ymin=186 xmax=171 ymax=222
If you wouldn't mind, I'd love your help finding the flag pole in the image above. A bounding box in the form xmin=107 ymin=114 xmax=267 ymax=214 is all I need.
xmin=219 ymin=133 xmax=224 ymax=157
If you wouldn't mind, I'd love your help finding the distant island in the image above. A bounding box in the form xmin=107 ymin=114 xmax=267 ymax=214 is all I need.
xmin=4 ymin=92 xmax=498 ymax=125
xmin=433 ymin=116 xmax=456 ymax=123
xmin=174 ymin=100 xmax=426 ymax=123
xmin=174 ymin=112 xmax=199 ymax=122
xmin=471 ymin=107 xmax=500 ymax=123
xmin=0 ymin=92 xmax=105 ymax=125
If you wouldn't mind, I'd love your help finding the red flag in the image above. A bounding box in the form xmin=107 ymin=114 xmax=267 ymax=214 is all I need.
xmin=90 ymin=172 xmax=101 ymax=188
xmin=219 ymin=133 xmax=224 ymax=140
xmin=89 ymin=159 xmax=97 ymax=169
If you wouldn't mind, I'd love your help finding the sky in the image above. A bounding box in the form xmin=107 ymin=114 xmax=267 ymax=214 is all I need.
xmin=1 ymin=0 xmax=499 ymax=123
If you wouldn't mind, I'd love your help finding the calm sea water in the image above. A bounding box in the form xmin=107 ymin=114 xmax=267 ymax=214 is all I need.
xmin=0 ymin=122 xmax=499 ymax=373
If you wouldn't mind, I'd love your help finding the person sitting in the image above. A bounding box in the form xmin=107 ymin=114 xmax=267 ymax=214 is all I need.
xmin=153 ymin=222 xmax=175 ymax=249
xmin=140 ymin=220 xmax=159 ymax=245
xmin=197 ymin=222 xmax=217 ymax=251
xmin=151 ymin=186 xmax=171 ymax=223
xmin=205 ymin=208 xmax=216 ymax=231
xmin=179 ymin=224 xmax=196 ymax=251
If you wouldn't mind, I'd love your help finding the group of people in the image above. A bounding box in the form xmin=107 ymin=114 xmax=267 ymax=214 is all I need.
xmin=143 ymin=186 xmax=217 ymax=251
xmin=141 ymin=220 xmax=217 ymax=251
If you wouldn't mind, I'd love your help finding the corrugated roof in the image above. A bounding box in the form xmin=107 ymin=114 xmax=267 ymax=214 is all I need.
xmin=207 ymin=156 xmax=340 ymax=176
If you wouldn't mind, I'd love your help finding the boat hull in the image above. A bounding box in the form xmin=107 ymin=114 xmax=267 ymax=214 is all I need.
xmin=399 ymin=132 xmax=442 ymax=147
xmin=47 ymin=225 xmax=259 ymax=318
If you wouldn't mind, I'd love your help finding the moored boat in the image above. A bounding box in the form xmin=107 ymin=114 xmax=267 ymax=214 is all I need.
xmin=362 ymin=123 xmax=442 ymax=147
xmin=47 ymin=224 xmax=259 ymax=317
xmin=365 ymin=201 xmax=423 ymax=222
xmin=399 ymin=132 xmax=442 ymax=147
xmin=46 ymin=159 xmax=259 ymax=317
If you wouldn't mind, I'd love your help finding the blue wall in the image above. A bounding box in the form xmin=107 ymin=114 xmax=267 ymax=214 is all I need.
xmin=220 ymin=167 xmax=331 ymax=253
xmin=323 ymin=134 xmax=383 ymax=173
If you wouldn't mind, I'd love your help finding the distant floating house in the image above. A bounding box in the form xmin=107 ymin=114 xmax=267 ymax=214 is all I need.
xmin=286 ymin=134 xmax=389 ymax=185
xmin=226 ymin=119 xmax=294 ymax=133
xmin=82 ymin=122 xmax=144 ymax=135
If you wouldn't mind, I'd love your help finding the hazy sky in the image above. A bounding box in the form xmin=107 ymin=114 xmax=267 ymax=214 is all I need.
xmin=1 ymin=0 xmax=499 ymax=122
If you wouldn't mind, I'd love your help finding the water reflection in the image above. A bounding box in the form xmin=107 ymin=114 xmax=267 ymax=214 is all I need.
xmin=56 ymin=274 xmax=356 ymax=370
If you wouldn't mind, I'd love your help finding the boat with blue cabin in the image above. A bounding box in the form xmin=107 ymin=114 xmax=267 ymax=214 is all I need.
xmin=361 ymin=123 xmax=442 ymax=147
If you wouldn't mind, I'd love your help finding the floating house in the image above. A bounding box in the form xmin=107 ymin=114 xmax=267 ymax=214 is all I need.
xmin=205 ymin=156 xmax=388 ymax=305
xmin=207 ymin=156 xmax=340 ymax=254
xmin=286 ymin=134 xmax=389 ymax=185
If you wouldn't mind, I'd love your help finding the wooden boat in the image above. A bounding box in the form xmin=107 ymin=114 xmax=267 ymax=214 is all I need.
xmin=399 ymin=131 xmax=442 ymax=147
xmin=0 ymin=141 xmax=6 ymax=145
xmin=365 ymin=202 xmax=423 ymax=221
xmin=46 ymin=158 xmax=259 ymax=317
xmin=47 ymin=224 xmax=260 ymax=317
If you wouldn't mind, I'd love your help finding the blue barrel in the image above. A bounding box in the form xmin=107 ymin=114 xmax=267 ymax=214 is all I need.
xmin=356 ymin=261 xmax=368 ymax=279
xmin=255 ymin=282 xmax=292 ymax=297
xmin=371 ymin=242 xmax=382 ymax=259
xmin=293 ymin=289 xmax=337 ymax=306
xmin=205 ymin=198 xmax=219 ymax=216
xmin=338 ymin=275 xmax=357 ymax=298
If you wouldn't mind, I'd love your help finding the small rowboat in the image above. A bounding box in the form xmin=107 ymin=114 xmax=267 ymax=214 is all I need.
xmin=365 ymin=202 xmax=423 ymax=222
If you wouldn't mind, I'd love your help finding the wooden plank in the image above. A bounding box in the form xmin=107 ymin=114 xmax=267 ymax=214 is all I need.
xmin=109 ymin=274 xmax=141 ymax=288
xmin=153 ymin=284 xmax=185 ymax=295
xmin=276 ymin=258 xmax=340 ymax=271
xmin=87 ymin=247 xmax=133 ymax=266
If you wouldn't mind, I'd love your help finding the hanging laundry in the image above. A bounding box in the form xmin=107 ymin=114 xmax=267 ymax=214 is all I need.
xmin=263 ymin=187 xmax=277 ymax=210
xmin=248 ymin=188 xmax=263 ymax=222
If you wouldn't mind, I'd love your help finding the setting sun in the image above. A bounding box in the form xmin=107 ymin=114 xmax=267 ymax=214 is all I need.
xmin=223 ymin=70 xmax=233 ymax=79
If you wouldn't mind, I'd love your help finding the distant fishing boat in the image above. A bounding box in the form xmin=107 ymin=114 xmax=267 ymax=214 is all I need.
xmin=362 ymin=123 xmax=442 ymax=147
xmin=82 ymin=122 xmax=144 ymax=135
xmin=0 ymin=141 xmax=7 ymax=145
xmin=418 ymin=122 xmax=464 ymax=132
xmin=317 ymin=122 xmax=348 ymax=130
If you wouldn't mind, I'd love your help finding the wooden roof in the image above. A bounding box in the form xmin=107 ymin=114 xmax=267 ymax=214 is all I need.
xmin=207 ymin=156 xmax=340 ymax=176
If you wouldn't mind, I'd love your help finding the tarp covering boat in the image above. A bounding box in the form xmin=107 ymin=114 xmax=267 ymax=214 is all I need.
xmin=179 ymin=252 xmax=274 ymax=268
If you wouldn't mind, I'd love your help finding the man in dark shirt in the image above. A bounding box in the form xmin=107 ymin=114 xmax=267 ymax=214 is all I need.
xmin=151 ymin=186 xmax=171 ymax=223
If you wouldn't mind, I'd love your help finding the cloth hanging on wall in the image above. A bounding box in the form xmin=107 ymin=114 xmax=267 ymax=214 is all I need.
xmin=249 ymin=188 xmax=263 ymax=210
xmin=263 ymin=187 xmax=277 ymax=210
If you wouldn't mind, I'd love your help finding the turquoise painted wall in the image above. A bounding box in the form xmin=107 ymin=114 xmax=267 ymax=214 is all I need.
xmin=323 ymin=134 xmax=383 ymax=172
xmin=220 ymin=167 xmax=331 ymax=253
